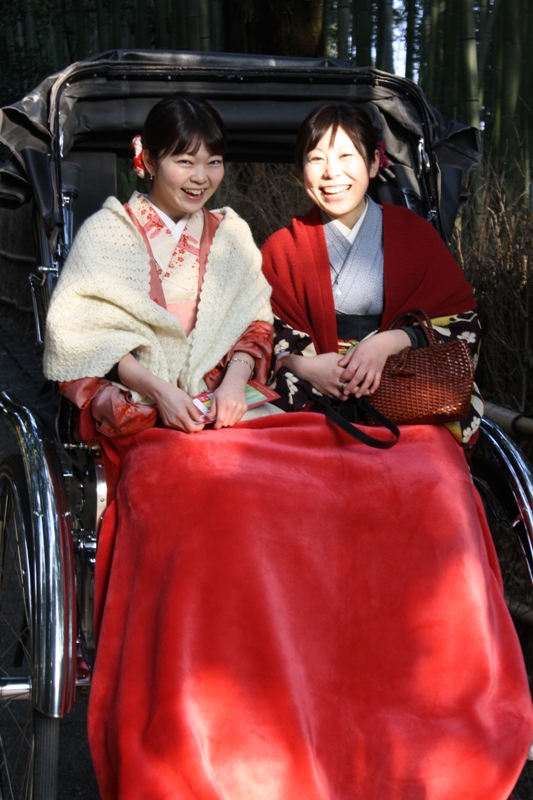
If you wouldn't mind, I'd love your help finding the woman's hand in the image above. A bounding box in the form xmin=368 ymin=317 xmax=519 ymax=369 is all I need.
xmin=283 ymin=352 xmax=346 ymax=400
xmin=338 ymin=329 xmax=411 ymax=398
xmin=206 ymin=352 xmax=253 ymax=429
xmin=151 ymin=382 xmax=207 ymax=432
xmin=117 ymin=352 xmax=205 ymax=433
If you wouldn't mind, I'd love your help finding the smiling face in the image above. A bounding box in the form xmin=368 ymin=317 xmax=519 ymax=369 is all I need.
xmin=303 ymin=126 xmax=379 ymax=229
xmin=144 ymin=142 xmax=224 ymax=222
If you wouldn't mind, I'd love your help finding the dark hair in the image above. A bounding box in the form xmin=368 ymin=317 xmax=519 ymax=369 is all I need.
xmin=294 ymin=103 xmax=378 ymax=171
xmin=142 ymin=93 xmax=227 ymax=162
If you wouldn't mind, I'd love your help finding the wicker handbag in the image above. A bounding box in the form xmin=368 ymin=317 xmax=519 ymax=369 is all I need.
xmin=366 ymin=310 xmax=475 ymax=425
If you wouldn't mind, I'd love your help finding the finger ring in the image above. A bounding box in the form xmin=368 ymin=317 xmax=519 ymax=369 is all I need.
xmin=341 ymin=381 xmax=348 ymax=391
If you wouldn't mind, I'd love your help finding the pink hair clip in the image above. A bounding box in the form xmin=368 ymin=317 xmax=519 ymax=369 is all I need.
xmin=377 ymin=140 xmax=391 ymax=170
xmin=131 ymin=134 xmax=146 ymax=179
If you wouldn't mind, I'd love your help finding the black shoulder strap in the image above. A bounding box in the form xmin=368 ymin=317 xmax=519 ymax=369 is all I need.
xmin=314 ymin=397 xmax=400 ymax=449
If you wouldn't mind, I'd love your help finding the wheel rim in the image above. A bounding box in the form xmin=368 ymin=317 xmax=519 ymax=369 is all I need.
xmin=0 ymin=464 xmax=34 ymax=800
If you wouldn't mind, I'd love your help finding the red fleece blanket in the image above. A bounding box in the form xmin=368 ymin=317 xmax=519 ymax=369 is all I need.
xmin=87 ymin=413 xmax=533 ymax=800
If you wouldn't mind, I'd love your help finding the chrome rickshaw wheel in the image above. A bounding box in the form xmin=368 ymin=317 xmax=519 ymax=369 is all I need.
xmin=0 ymin=455 xmax=59 ymax=800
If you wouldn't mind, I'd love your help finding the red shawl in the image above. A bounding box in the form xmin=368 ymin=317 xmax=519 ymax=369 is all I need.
xmin=261 ymin=204 xmax=475 ymax=353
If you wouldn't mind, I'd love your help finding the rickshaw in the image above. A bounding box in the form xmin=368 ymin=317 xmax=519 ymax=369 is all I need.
xmin=0 ymin=50 xmax=532 ymax=800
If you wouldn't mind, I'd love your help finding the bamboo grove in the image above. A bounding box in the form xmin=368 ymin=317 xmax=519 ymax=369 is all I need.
xmin=2 ymin=0 xmax=532 ymax=193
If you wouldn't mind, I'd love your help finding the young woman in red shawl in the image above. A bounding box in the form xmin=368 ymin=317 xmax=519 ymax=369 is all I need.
xmin=260 ymin=102 xmax=533 ymax=799
xmin=262 ymin=102 xmax=483 ymax=445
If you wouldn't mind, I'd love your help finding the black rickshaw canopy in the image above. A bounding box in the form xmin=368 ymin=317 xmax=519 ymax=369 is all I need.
xmin=0 ymin=49 xmax=481 ymax=247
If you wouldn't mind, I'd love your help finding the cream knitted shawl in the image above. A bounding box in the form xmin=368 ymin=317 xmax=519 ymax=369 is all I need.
xmin=44 ymin=198 xmax=273 ymax=398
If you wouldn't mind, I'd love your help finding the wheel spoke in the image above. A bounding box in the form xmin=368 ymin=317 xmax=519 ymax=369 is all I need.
xmin=0 ymin=455 xmax=60 ymax=799
xmin=0 ymin=464 xmax=34 ymax=799
xmin=2 ymin=696 xmax=32 ymax=743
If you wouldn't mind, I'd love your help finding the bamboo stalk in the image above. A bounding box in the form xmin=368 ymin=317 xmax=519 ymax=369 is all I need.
xmin=110 ymin=0 xmax=121 ymax=49
xmin=174 ymin=0 xmax=188 ymax=49
xmin=76 ymin=0 xmax=85 ymax=59
xmin=353 ymin=0 xmax=372 ymax=67
xmin=424 ymin=0 xmax=440 ymax=101
xmin=458 ymin=0 xmax=480 ymax=128
xmin=95 ymin=0 xmax=107 ymax=53
xmin=154 ymin=0 xmax=168 ymax=48
xmin=405 ymin=0 xmax=417 ymax=81
xmin=24 ymin=4 xmax=37 ymax=50
xmin=337 ymin=0 xmax=351 ymax=61
xmin=500 ymin=0 xmax=521 ymax=191
xmin=478 ymin=0 xmax=503 ymax=77
xmin=199 ymin=0 xmax=210 ymax=50
xmin=209 ymin=0 xmax=223 ymax=51
xmin=485 ymin=401 xmax=533 ymax=438
xmin=185 ymin=0 xmax=200 ymax=50
xmin=136 ymin=0 xmax=150 ymax=49
xmin=418 ymin=0 xmax=429 ymax=89
xmin=442 ymin=0 xmax=458 ymax=119
xmin=381 ymin=0 xmax=394 ymax=72
xmin=493 ymin=33 xmax=503 ymax=158
xmin=322 ymin=0 xmax=331 ymax=56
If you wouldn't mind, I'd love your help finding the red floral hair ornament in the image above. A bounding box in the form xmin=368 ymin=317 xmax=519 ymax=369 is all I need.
xmin=377 ymin=139 xmax=391 ymax=170
xmin=131 ymin=134 xmax=146 ymax=179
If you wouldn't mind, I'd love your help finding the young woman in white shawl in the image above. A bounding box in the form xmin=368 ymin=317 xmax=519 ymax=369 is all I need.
xmin=44 ymin=94 xmax=274 ymax=435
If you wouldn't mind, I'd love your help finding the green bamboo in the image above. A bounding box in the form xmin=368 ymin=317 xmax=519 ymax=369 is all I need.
xmin=136 ymin=0 xmax=150 ymax=49
xmin=353 ymin=0 xmax=373 ymax=66
xmin=478 ymin=0 xmax=503 ymax=77
xmin=442 ymin=0 xmax=457 ymax=119
xmin=404 ymin=0 xmax=417 ymax=81
xmin=76 ymin=0 xmax=85 ymax=59
xmin=209 ymin=0 xmax=223 ymax=51
xmin=95 ymin=0 xmax=107 ymax=53
xmin=60 ymin=0 xmax=75 ymax=61
xmin=338 ymin=0 xmax=351 ymax=60
xmin=458 ymin=0 xmax=479 ymax=129
xmin=424 ymin=0 xmax=440 ymax=103
xmin=109 ymin=0 xmax=121 ymax=49
xmin=45 ymin=19 xmax=57 ymax=66
xmin=24 ymin=3 xmax=37 ymax=51
xmin=520 ymin=0 xmax=532 ymax=198
xmin=174 ymin=0 xmax=188 ymax=49
xmin=379 ymin=0 xmax=393 ymax=72
xmin=323 ymin=0 xmax=333 ymax=56
xmin=493 ymin=32 xmax=503 ymax=159
xmin=4 ymin=21 xmax=17 ymax=96
xmin=186 ymin=0 xmax=201 ymax=49
xmin=418 ymin=0 xmax=431 ymax=91
xmin=199 ymin=0 xmax=211 ymax=50
xmin=434 ymin=0 xmax=447 ymax=108
xmin=154 ymin=0 xmax=169 ymax=48
xmin=500 ymin=0 xmax=521 ymax=190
